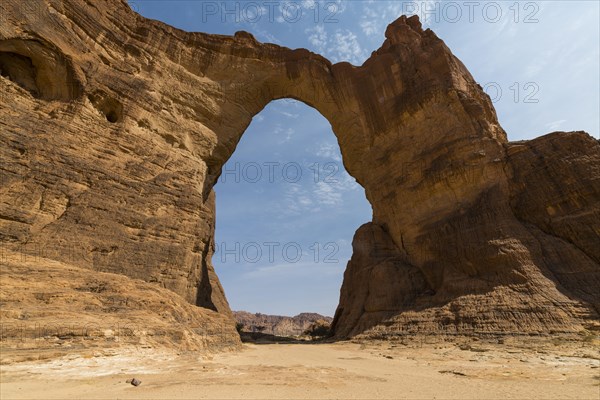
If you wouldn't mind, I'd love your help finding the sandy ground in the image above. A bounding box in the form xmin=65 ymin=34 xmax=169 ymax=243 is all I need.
xmin=1 ymin=340 xmax=599 ymax=399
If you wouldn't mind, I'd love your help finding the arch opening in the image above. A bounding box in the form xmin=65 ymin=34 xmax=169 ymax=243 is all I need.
xmin=212 ymin=99 xmax=372 ymax=337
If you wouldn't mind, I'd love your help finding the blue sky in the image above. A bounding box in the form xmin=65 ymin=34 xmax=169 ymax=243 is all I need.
xmin=133 ymin=1 xmax=599 ymax=316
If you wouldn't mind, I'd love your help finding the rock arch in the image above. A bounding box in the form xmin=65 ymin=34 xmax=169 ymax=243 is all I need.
xmin=1 ymin=0 xmax=598 ymax=340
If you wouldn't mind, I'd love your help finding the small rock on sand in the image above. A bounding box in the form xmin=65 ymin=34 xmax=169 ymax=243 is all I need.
xmin=126 ymin=378 xmax=142 ymax=386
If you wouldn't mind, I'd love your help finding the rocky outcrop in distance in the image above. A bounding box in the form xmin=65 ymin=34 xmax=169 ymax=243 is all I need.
xmin=234 ymin=311 xmax=333 ymax=337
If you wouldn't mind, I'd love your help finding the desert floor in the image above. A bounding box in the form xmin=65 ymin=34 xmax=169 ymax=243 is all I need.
xmin=1 ymin=340 xmax=599 ymax=399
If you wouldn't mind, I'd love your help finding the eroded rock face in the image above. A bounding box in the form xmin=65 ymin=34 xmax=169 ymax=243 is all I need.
xmin=0 ymin=249 xmax=240 ymax=361
xmin=1 ymin=0 xmax=598 ymax=347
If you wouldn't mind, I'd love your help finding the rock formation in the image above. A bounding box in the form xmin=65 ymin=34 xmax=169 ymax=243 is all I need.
xmin=234 ymin=311 xmax=333 ymax=337
xmin=0 ymin=249 xmax=239 ymax=362
xmin=1 ymin=0 xmax=598 ymax=352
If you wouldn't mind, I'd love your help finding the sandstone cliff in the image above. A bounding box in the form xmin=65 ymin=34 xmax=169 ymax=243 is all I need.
xmin=0 ymin=249 xmax=240 ymax=362
xmin=1 ymin=0 xmax=598 ymax=352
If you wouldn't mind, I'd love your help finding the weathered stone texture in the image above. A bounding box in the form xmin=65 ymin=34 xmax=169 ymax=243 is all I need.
xmin=1 ymin=0 xmax=598 ymax=348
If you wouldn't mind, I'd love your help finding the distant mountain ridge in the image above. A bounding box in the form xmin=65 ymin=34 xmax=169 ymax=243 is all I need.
xmin=234 ymin=311 xmax=333 ymax=337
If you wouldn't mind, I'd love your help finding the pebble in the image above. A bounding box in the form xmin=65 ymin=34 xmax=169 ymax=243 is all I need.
xmin=126 ymin=378 xmax=142 ymax=386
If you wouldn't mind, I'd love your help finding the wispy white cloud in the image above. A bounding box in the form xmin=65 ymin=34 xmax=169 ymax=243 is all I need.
xmin=282 ymin=183 xmax=316 ymax=215
xmin=274 ymin=125 xmax=295 ymax=143
xmin=306 ymin=25 xmax=366 ymax=65
xmin=278 ymin=162 xmax=361 ymax=218
xmin=306 ymin=25 xmax=328 ymax=53
xmin=545 ymin=119 xmax=566 ymax=131
xmin=251 ymin=26 xmax=281 ymax=44
xmin=277 ymin=110 xmax=300 ymax=119
xmin=360 ymin=0 xmax=401 ymax=37
xmin=315 ymin=142 xmax=342 ymax=162
xmin=330 ymin=0 xmax=347 ymax=15
xmin=358 ymin=0 xmax=443 ymax=37
xmin=360 ymin=18 xmax=380 ymax=37
xmin=314 ymin=181 xmax=342 ymax=205
xmin=301 ymin=0 xmax=317 ymax=10
xmin=327 ymin=29 xmax=367 ymax=64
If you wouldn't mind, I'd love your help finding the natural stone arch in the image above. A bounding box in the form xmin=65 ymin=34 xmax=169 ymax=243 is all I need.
xmin=196 ymin=17 xmax=599 ymax=337
xmin=198 ymin=16 xmax=508 ymax=279
xmin=1 ymin=0 xmax=598 ymax=343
